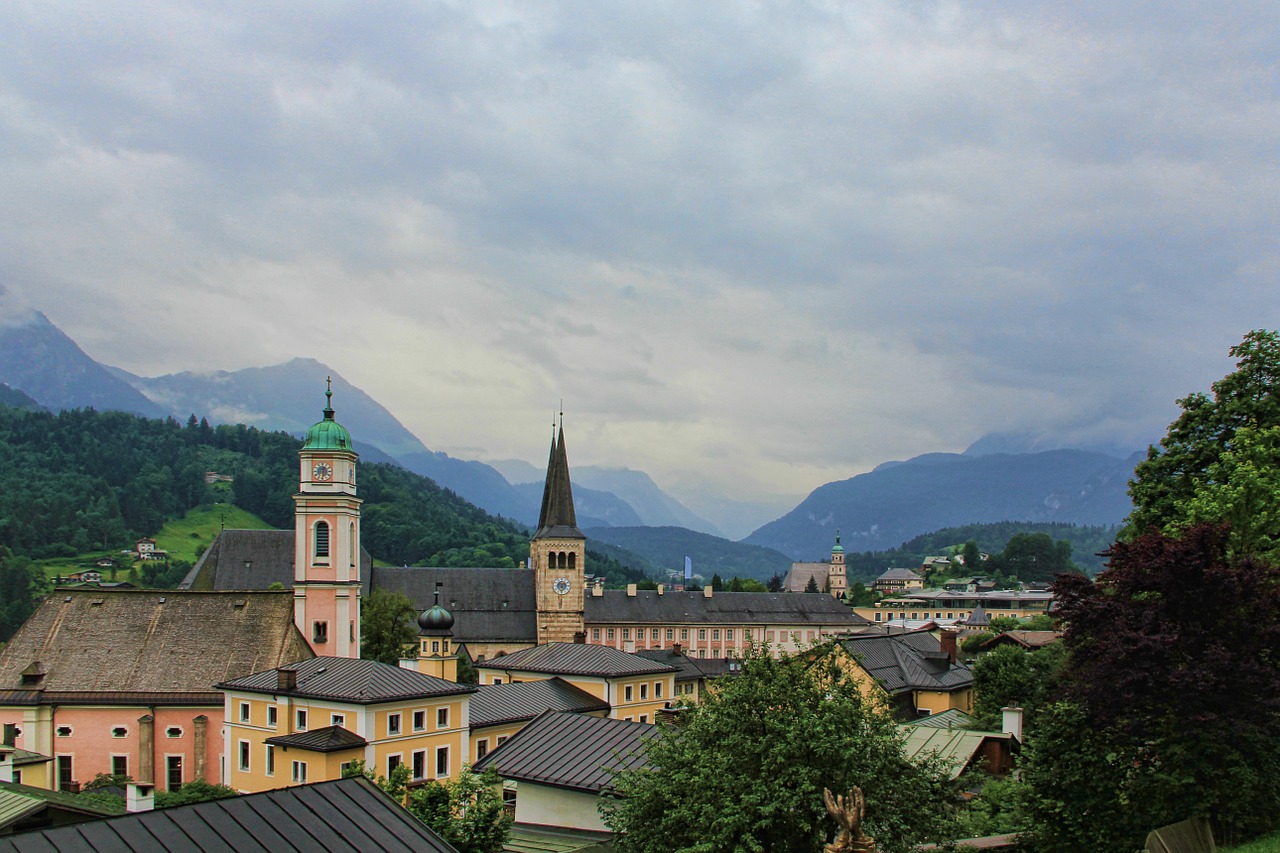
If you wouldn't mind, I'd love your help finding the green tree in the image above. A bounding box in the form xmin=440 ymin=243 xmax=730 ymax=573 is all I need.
xmin=961 ymin=540 xmax=981 ymax=571
xmin=986 ymin=533 xmax=1078 ymax=583
xmin=154 ymin=779 xmax=238 ymax=808
xmin=970 ymin=642 xmax=1066 ymax=730
xmin=361 ymin=588 xmax=418 ymax=665
xmin=804 ymin=575 xmax=821 ymax=593
xmin=603 ymin=645 xmax=959 ymax=853
xmin=1179 ymin=424 xmax=1280 ymax=561
xmin=710 ymin=573 xmax=723 ymax=591
xmin=1128 ymin=329 xmax=1280 ymax=544
xmin=407 ymin=765 xmax=511 ymax=853
xmin=766 ymin=573 xmax=784 ymax=592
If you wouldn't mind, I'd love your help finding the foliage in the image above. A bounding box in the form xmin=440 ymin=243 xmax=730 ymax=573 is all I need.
xmin=961 ymin=540 xmax=982 ymax=570
xmin=0 ymin=547 xmax=40 ymax=641
xmin=970 ymin=642 xmax=1067 ymax=730
xmin=155 ymin=779 xmax=238 ymax=808
xmin=984 ymin=533 xmax=1081 ymax=583
xmin=727 ymin=576 xmax=769 ymax=592
xmin=1036 ymin=524 xmax=1280 ymax=844
xmin=1179 ymin=424 xmax=1280 ymax=562
xmin=710 ymin=573 xmax=723 ymax=591
xmin=960 ymin=631 xmax=994 ymax=654
xmin=83 ymin=772 xmax=132 ymax=791
xmin=1127 ymin=329 xmax=1280 ymax=554
xmin=845 ymin=581 xmax=879 ymax=607
xmin=406 ymin=765 xmax=511 ymax=853
xmin=804 ymin=575 xmax=821 ymax=593
xmin=361 ymin=588 xmax=419 ymax=665
xmin=767 ymin=573 xmax=784 ymax=592
xmin=604 ymin=644 xmax=960 ymax=853
xmin=954 ymin=775 xmax=1029 ymax=839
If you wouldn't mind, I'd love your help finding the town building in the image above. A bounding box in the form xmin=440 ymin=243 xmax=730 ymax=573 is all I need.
xmin=468 ymin=678 xmax=610 ymax=765
xmin=832 ymin=630 xmax=975 ymax=719
xmin=782 ymin=534 xmax=847 ymax=598
xmin=870 ymin=567 xmax=925 ymax=594
xmin=854 ymin=589 xmax=1054 ymax=624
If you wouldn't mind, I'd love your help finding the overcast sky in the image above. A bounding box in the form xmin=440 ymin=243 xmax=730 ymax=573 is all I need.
xmin=0 ymin=1 xmax=1276 ymax=513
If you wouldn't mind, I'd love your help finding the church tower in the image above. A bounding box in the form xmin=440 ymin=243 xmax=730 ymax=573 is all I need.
xmin=294 ymin=380 xmax=363 ymax=658
xmin=828 ymin=532 xmax=848 ymax=600
xmin=530 ymin=419 xmax=586 ymax=645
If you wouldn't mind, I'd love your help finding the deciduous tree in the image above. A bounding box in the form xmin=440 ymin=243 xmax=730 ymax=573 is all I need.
xmin=360 ymin=588 xmax=418 ymax=665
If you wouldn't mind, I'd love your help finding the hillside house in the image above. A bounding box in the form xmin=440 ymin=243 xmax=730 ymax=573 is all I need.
xmin=871 ymin=567 xmax=924 ymax=595
xmin=832 ymin=630 xmax=975 ymax=719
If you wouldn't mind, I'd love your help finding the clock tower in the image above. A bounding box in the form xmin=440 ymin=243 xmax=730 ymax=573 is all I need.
xmin=530 ymin=419 xmax=586 ymax=645
xmin=294 ymin=380 xmax=362 ymax=658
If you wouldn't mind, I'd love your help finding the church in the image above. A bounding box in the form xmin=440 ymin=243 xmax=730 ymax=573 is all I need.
xmin=185 ymin=387 xmax=870 ymax=663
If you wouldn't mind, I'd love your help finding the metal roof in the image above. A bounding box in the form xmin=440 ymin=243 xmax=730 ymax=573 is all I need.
xmin=900 ymin=726 xmax=1016 ymax=780
xmin=218 ymin=656 xmax=476 ymax=704
xmin=633 ymin=649 xmax=705 ymax=682
xmin=905 ymin=708 xmax=977 ymax=730
xmin=839 ymin=631 xmax=974 ymax=695
xmin=473 ymin=710 xmax=655 ymax=794
xmin=0 ymin=777 xmax=459 ymax=853
xmin=182 ymin=529 xmax=375 ymax=593
xmin=266 ymin=725 xmax=368 ymax=752
xmin=0 ymin=690 xmax=223 ymax=707
xmin=470 ymin=678 xmax=610 ymax=729
xmin=474 ymin=643 xmax=675 ymax=679
xmin=371 ymin=567 xmax=537 ymax=644
xmin=584 ymin=590 xmax=870 ymax=626
xmin=0 ymin=781 xmax=123 ymax=830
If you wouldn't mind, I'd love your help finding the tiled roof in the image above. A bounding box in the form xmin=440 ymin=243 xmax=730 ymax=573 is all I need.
xmin=266 ymin=725 xmax=367 ymax=752
xmin=0 ymin=777 xmax=459 ymax=853
xmin=982 ymin=631 xmax=1062 ymax=650
xmin=474 ymin=643 xmax=675 ymax=679
xmin=371 ymin=567 xmax=537 ymax=644
xmin=876 ymin=568 xmax=923 ymax=581
xmin=219 ymin=657 xmax=476 ymax=705
xmin=471 ymin=678 xmax=611 ymax=729
xmin=584 ymin=590 xmax=869 ymax=627
xmin=839 ymin=631 xmax=974 ymax=695
xmin=181 ymin=529 xmax=374 ymax=593
xmin=473 ymin=710 xmax=654 ymax=794
xmin=0 ymin=591 xmax=312 ymax=702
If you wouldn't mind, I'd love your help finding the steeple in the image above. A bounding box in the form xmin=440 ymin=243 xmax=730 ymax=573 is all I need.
xmin=534 ymin=418 xmax=583 ymax=540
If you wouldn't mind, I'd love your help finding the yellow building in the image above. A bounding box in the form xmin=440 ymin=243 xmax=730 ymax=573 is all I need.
xmin=218 ymin=657 xmax=476 ymax=793
xmin=474 ymin=643 xmax=677 ymax=725
xmin=468 ymin=677 xmax=611 ymax=764
xmin=854 ymin=589 xmax=1054 ymax=625
xmin=830 ymin=630 xmax=974 ymax=720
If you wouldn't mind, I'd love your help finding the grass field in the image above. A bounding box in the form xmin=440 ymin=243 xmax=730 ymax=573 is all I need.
xmin=1227 ymin=833 xmax=1280 ymax=853
xmin=154 ymin=503 xmax=275 ymax=563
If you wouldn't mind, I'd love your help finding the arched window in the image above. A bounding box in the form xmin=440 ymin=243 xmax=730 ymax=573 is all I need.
xmin=315 ymin=521 xmax=330 ymax=558
xmin=349 ymin=522 xmax=355 ymax=567
xmin=567 ymin=552 xmax=576 ymax=570
xmin=558 ymin=551 xmax=567 ymax=569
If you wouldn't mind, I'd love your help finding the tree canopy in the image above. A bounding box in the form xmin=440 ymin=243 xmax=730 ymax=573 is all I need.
xmin=604 ymin=645 xmax=959 ymax=853
xmin=361 ymin=588 xmax=419 ymax=665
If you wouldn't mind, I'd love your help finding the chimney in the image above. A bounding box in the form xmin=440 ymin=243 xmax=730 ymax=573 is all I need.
xmin=1002 ymin=706 xmax=1024 ymax=742
xmin=574 ymin=631 xmax=587 ymax=644
xmin=277 ymin=667 xmax=298 ymax=691
xmin=657 ymin=584 xmax=664 ymax=596
xmin=939 ymin=631 xmax=958 ymax=664
xmin=672 ymin=642 xmax=683 ymax=656
xmin=626 ymin=584 xmax=637 ymax=597
xmin=126 ymin=781 xmax=155 ymax=813
xmin=591 ymin=583 xmax=604 ymax=597
xmin=703 ymin=585 xmax=713 ymax=598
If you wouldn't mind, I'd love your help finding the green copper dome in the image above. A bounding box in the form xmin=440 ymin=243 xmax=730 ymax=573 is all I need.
xmin=831 ymin=532 xmax=844 ymax=554
xmin=303 ymin=382 xmax=353 ymax=452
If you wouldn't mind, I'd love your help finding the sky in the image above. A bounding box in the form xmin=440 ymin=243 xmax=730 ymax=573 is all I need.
xmin=0 ymin=1 xmax=1276 ymax=519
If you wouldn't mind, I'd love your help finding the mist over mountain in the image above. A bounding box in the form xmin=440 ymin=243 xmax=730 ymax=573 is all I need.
xmin=585 ymin=525 xmax=793 ymax=583
xmin=964 ymin=431 xmax=1148 ymax=460
xmin=745 ymin=448 xmax=1139 ymax=561
xmin=512 ymin=481 xmax=644 ymax=529
xmin=0 ymin=312 xmax=169 ymax=418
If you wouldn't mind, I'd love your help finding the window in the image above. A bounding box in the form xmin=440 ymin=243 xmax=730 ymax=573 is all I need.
xmin=266 ymin=745 xmax=275 ymax=776
xmin=726 ymin=629 xmax=734 ymax=641
xmin=476 ymin=739 xmax=489 ymax=760
xmin=640 ymin=714 xmax=648 ymax=723
xmin=652 ymin=629 xmax=660 ymax=640
xmin=56 ymin=726 xmax=72 ymax=738
xmin=292 ymin=760 xmax=307 ymax=784
xmin=388 ymin=713 xmax=402 ymax=736
xmin=313 ymin=621 xmax=328 ymax=643
xmin=496 ymin=736 xmax=508 ymax=747
xmin=167 ymin=755 xmax=183 ymax=791
xmin=331 ymin=714 xmax=345 ymax=727
xmin=624 ymin=685 xmax=633 ymax=702
xmin=112 ymin=755 xmax=128 ymax=777
xmin=112 ymin=726 xmax=127 ymax=738
xmin=698 ymin=629 xmax=706 ymax=640
xmin=875 ymin=613 xmax=882 ymax=622
xmin=413 ymin=711 xmax=425 ymax=732
xmin=296 ymin=710 xmax=307 ymax=731
xmin=314 ymin=521 xmax=330 ymax=558
xmin=57 ymin=756 xmax=73 ymax=792
xmin=492 ymin=677 xmax=503 ymax=685
xmin=655 ymin=681 xmax=663 ymax=699
xmin=387 ymin=754 xmax=402 ymax=776
xmin=435 ymin=746 xmax=449 ymax=779
xmin=239 ymin=702 xmax=250 ymax=723
xmin=437 ymin=707 xmax=449 ymax=728
xmin=768 ymin=630 xmax=776 ymax=640
xmin=624 ymin=716 xmax=633 ymax=722
xmin=640 ymin=684 xmax=648 ymax=700
xmin=412 ymin=750 xmax=425 ymax=780
xmin=606 ymin=628 xmax=615 ymax=640
xmin=238 ymin=740 xmax=250 ymax=772
xmin=592 ymin=628 xmax=601 ymax=640
xmin=267 ymin=706 xmax=278 ymax=728
xmin=165 ymin=727 xmax=182 ymax=738
xmin=622 ymin=628 xmax=630 ymax=640
xmin=665 ymin=628 xmax=673 ymax=640
xmin=680 ymin=628 xmax=688 ymax=640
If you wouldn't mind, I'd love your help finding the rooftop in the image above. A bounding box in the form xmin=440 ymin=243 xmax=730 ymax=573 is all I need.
xmin=584 ymin=589 xmax=868 ymax=626
xmin=838 ymin=631 xmax=974 ymax=695
xmin=265 ymin=725 xmax=368 ymax=753
xmin=474 ymin=643 xmax=675 ymax=679
xmin=219 ymin=657 xmax=476 ymax=704
xmin=471 ymin=678 xmax=611 ymax=729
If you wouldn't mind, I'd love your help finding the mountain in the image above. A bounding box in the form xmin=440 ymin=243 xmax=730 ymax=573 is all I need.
xmin=586 ymin=525 xmax=794 ymax=583
xmin=0 ymin=383 xmax=42 ymax=411
xmin=964 ymin=431 xmax=1147 ymax=461
xmin=512 ymin=481 xmax=644 ymax=528
xmin=0 ymin=312 xmax=169 ymax=418
xmin=744 ymin=449 xmax=1139 ymax=560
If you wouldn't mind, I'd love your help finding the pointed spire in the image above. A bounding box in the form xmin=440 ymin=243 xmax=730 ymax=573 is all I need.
xmin=534 ymin=415 xmax=584 ymax=540
xmin=323 ymin=376 xmax=335 ymax=421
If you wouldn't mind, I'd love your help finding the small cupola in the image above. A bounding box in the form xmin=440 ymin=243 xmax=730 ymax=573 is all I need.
xmin=303 ymin=378 xmax=353 ymax=451
xmin=418 ymin=584 xmax=454 ymax=636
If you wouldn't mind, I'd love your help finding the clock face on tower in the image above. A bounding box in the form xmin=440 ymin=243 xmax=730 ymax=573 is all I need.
xmin=312 ymin=462 xmax=333 ymax=482
xmin=553 ymin=577 xmax=571 ymax=595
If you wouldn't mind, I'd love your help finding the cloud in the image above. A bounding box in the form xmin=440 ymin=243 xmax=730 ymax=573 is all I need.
xmin=0 ymin=1 xmax=1276 ymax=511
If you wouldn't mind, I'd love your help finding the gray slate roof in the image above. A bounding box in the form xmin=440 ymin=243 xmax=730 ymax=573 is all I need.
xmin=584 ymin=589 xmax=869 ymax=627
xmin=471 ymin=677 xmax=611 ymax=729
xmin=633 ymin=649 xmax=705 ymax=682
xmin=473 ymin=709 xmax=654 ymax=794
xmin=181 ymin=529 xmax=374 ymax=593
xmin=0 ymin=776 xmax=459 ymax=853
xmin=219 ymin=656 xmax=476 ymax=704
xmin=0 ymin=590 xmax=312 ymax=704
xmin=266 ymin=725 xmax=368 ymax=752
xmin=474 ymin=643 xmax=675 ymax=679
xmin=371 ymin=567 xmax=537 ymax=644
xmin=839 ymin=631 xmax=974 ymax=695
